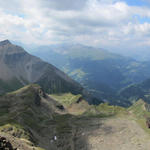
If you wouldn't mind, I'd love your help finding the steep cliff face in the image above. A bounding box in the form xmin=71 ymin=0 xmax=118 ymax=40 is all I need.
xmin=0 ymin=40 xmax=83 ymax=94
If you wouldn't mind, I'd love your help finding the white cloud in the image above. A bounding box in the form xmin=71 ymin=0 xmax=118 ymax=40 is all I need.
xmin=0 ymin=0 xmax=150 ymax=53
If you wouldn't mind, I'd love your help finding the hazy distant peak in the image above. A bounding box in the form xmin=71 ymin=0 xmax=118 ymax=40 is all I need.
xmin=0 ymin=40 xmax=11 ymax=46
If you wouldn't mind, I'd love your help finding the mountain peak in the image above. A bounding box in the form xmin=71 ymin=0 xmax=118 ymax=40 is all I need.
xmin=0 ymin=40 xmax=11 ymax=46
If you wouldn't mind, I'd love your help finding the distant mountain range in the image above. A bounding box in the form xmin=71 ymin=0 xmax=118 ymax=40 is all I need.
xmin=0 ymin=40 xmax=83 ymax=95
xmin=119 ymin=78 xmax=150 ymax=104
xmin=31 ymin=44 xmax=150 ymax=106
xmin=110 ymin=48 xmax=150 ymax=62
xmin=1 ymin=40 xmax=150 ymax=150
xmin=1 ymin=40 xmax=150 ymax=106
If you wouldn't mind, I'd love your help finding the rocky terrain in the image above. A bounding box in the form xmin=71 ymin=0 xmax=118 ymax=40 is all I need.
xmin=87 ymin=117 xmax=150 ymax=150
xmin=0 ymin=136 xmax=16 ymax=150
xmin=0 ymin=84 xmax=150 ymax=150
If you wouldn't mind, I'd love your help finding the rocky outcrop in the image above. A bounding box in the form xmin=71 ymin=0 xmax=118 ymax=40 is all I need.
xmin=0 ymin=136 xmax=16 ymax=150
xmin=146 ymin=118 xmax=150 ymax=128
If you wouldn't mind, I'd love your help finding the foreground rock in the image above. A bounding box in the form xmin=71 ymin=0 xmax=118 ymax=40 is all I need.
xmin=0 ymin=136 xmax=16 ymax=150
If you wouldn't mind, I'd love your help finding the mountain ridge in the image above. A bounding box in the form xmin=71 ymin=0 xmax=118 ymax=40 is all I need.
xmin=0 ymin=40 xmax=83 ymax=96
xmin=0 ymin=84 xmax=150 ymax=150
xmin=0 ymin=40 xmax=11 ymax=46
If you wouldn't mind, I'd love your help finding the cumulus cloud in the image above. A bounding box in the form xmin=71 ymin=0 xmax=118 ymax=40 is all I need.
xmin=40 ymin=0 xmax=88 ymax=10
xmin=0 ymin=0 xmax=150 ymax=52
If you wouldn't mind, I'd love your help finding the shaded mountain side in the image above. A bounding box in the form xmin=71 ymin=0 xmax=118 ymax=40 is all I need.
xmin=0 ymin=78 xmax=23 ymax=94
xmin=119 ymin=78 xmax=150 ymax=105
xmin=31 ymin=44 xmax=150 ymax=105
xmin=0 ymin=40 xmax=83 ymax=95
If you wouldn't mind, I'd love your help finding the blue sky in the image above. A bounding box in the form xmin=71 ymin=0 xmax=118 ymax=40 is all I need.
xmin=0 ymin=0 xmax=150 ymax=55
xmin=124 ymin=0 xmax=149 ymax=6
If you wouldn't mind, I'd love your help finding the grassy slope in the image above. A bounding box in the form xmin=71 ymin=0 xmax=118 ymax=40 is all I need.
xmin=0 ymin=78 xmax=24 ymax=94
xmin=50 ymin=93 xmax=82 ymax=108
xmin=128 ymin=99 xmax=150 ymax=134
xmin=50 ymin=93 xmax=150 ymax=136
xmin=50 ymin=93 xmax=127 ymax=117
xmin=0 ymin=84 xmax=54 ymax=149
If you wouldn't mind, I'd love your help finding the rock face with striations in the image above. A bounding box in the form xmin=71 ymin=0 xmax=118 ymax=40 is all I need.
xmin=0 ymin=40 xmax=83 ymax=94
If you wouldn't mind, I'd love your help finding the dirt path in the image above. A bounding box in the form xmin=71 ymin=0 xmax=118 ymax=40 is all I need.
xmin=87 ymin=117 xmax=150 ymax=150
